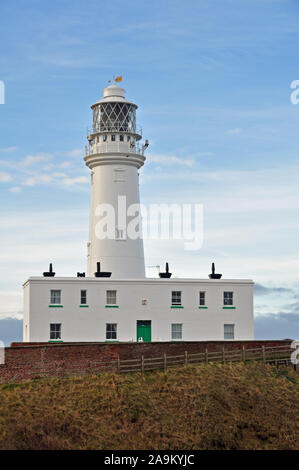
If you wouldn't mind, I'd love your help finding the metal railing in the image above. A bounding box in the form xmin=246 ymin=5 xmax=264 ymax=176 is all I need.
xmin=85 ymin=141 xmax=144 ymax=157
xmin=87 ymin=125 xmax=142 ymax=136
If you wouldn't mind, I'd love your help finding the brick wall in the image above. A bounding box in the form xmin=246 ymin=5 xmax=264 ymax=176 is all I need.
xmin=0 ymin=340 xmax=292 ymax=383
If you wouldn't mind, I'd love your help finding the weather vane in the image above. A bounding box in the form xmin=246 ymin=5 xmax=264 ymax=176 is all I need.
xmin=108 ymin=75 xmax=123 ymax=84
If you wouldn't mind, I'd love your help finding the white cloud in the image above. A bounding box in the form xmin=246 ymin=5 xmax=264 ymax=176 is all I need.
xmin=22 ymin=177 xmax=37 ymax=187
xmin=227 ymin=128 xmax=242 ymax=135
xmin=0 ymin=291 xmax=23 ymax=320
xmin=52 ymin=172 xmax=67 ymax=178
xmin=60 ymin=161 xmax=73 ymax=169
xmin=62 ymin=176 xmax=89 ymax=186
xmin=0 ymin=146 xmax=18 ymax=153
xmin=149 ymin=153 xmax=194 ymax=167
xmin=67 ymin=148 xmax=82 ymax=158
xmin=19 ymin=153 xmax=53 ymax=167
xmin=195 ymin=152 xmax=214 ymax=157
xmin=8 ymin=186 xmax=22 ymax=193
xmin=0 ymin=172 xmax=12 ymax=182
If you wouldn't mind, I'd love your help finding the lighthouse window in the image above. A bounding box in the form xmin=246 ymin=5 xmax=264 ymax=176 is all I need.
xmin=171 ymin=291 xmax=181 ymax=306
xmin=224 ymin=324 xmax=235 ymax=340
xmin=224 ymin=292 xmax=233 ymax=306
xmin=111 ymin=135 xmax=116 ymax=141
xmin=114 ymin=169 xmax=125 ymax=182
xmin=199 ymin=291 xmax=206 ymax=306
xmin=106 ymin=290 xmax=117 ymax=305
xmin=103 ymin=135 xmax=107 ymax=142
xmin=119 ymin=135 xmax=124 ymax=142
xmin=171 ymin=323 xmax=182 ymax=340
xmin=106 ymin=323 xmax=117 ymax=340
xmin=115 ymin=228 xmax=125 ymax=239
xmin=50 ymin=323 xmax=61 ymax=340
xmin=50 ymin=290 xmax=61 ymax=305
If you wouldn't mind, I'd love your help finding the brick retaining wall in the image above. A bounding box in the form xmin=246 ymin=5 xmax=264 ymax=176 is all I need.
xmin=0 ymin=340 xmax=292 ymax=383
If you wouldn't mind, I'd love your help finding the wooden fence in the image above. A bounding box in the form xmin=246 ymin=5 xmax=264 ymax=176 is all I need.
xmin=117 ymin=344 xmax=293 ymax=373
xmin=1 ymin=344 xmax=294 ymax=382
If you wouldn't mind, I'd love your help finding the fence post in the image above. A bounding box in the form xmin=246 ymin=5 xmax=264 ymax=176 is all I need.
xmin=262 ymin=346 xmax=266 ymax=363
xmin=242 ymin=346 xmax=246 ymax=362
xmin=222 ymin=347 xmax=225 ymax=363
xmin=164 ymin=353 xmax=167 ymax=371
xmin=185 ymin=350 xmax=188 ymax=366
xmin=117 ymin=355 xmax=120 ymax=373
xmin=141 ymin=355 xmax=144 ymax=374
xmin=205 ymin=349 xmax=208 ymax=364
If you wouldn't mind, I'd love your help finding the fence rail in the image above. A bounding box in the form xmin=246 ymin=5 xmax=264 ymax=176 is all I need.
xmin=0 ymin=344 xmax=295 ymax=383
xmin=116 ymin=345 xmax=293 ymax=374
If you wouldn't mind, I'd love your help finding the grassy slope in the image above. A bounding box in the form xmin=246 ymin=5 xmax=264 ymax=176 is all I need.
xmin=0 ymin=362 xmax=298 ymax=450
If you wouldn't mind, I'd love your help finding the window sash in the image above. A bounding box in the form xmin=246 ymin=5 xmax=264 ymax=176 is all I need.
xmin=171 ymin=323 xmax=182 ymax=340
xmin=224 ymin=324 xmax=234 ymax=340
xmin=106 ymin=323 xmax=117 ymax=340
xmin=80 ymin=290 xmax=87 ymax=305
xmin=106 ymin=290 xmax=117 ymax=305
xmin=50 ymin=290 xmax=61 ymax=305
xmin=223 ymin=291 xmax=233 ymax=305
xmin=171 ymin=291 xmax=181 ymax=305
xmin=50 ymin=323 xmax=61 ymax=340
xmin=199 ymin=291 xmax=205 ymax=306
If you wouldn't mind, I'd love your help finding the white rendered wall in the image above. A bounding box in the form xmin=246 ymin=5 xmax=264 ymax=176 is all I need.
xmin=23 ymin=277 xmax=254 ymax=342
xmin=87 ymin=159 xmax=145 ymax=278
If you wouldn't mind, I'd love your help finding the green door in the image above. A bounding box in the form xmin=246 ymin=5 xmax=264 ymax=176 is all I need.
xmin=137 ymin=320 xmax=151 ymax=342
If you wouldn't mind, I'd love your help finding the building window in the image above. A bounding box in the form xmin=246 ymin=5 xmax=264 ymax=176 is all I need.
xmin=224 ymin=292 xmax=233 ymax=306
xmin=199 ymin=291 xmax=205 ymax=306
xmin=50 ymin=323 xmax=61 ymax=340
xmin=106 ymin=290 xmax=117 ymax=305
xmin=103 ymin=135 xmax=107 ymax=142
xmin=80 ymin=290 xmax=87 ymax=305
xmin=111 ymin=134 xmax=116 ymax=141
xmin=127 ymin=136 xmax=131 ymax=142
xmin=119 ymin=135 xmax=124 ymax=141
xmin=224 ymin=324 xmax=235 ymax=340
xmin=115 ymin=227 xmax=126 ymax=240
xmin=114 ymin=169 xmax=125 ymax=182
xmin=50 ymin=290 xmax=61 ymax=305
xmin=171 ymin=323 xmax=182 ymax=340
xmin=106 ymin=323 xmax=117 ymax=340
xmin=171 ymin=291 xmax=181 ymax=306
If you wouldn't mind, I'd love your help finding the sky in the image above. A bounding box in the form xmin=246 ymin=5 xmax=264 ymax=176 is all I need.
xmin=0 ymin=0 xmax=299 ymax=344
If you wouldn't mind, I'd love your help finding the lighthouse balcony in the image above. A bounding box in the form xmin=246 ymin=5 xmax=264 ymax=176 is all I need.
xmin=85 ymin=141 xmax=145 ymax=157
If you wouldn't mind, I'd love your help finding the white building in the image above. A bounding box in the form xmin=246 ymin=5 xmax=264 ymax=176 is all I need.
xmin=23 ymin=82 xmax=254 ymax=343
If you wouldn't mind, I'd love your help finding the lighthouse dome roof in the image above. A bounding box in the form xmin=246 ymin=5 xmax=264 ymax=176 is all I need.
xmin=104 ymin=84 xmax=125 ymax=98
xmin=91 ymin=83 xmax=137 ymax=108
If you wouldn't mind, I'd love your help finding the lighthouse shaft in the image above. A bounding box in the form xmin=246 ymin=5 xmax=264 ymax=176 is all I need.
xmin=84 ymin=84 xmax=147 ymax=279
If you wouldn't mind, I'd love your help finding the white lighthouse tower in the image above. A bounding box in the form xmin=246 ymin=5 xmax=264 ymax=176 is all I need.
xmin=22 ymin=80 xmax=254 ymax=344
xmin=84 ymin=82 xmax=148 ymax=278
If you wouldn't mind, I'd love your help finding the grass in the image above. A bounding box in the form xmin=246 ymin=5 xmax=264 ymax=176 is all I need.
xmin=0 ymin=362 xmax=298 ymax=450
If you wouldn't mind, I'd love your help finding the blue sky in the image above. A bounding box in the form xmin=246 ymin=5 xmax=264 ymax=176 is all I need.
xmin=0 ymin=0 xmax=299 ymax=343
